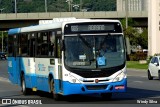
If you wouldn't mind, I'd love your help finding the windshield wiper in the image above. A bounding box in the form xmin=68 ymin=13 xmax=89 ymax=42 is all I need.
xmin=101 ymin=33 xmax=111 ymax=46
xmin=78 ymin=34 xmax=92 ymax=48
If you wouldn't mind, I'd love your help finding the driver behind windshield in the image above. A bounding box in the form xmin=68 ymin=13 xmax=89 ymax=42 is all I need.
xmin=99 ymin=43 xmax=113 ymax=57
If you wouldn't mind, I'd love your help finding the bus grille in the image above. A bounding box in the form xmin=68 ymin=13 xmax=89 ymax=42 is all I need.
xmin=75 ymin=71 xmax=114 ymax=78
xmin=86 ymin=85 xmax=108 ymax=90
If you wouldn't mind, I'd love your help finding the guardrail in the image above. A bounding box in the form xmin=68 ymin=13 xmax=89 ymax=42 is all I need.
xmin=0 ymin=11 xmax=148 ymax=20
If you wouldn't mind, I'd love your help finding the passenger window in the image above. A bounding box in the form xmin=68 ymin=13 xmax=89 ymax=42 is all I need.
xmin=8 ymin=36 xmax=14 ymax=56
xmin=37 ymin=32 xmax=55 ymax=57
xmin=37 ymin=32 xmax=48 ymax=56
xmin=155 ymin=57 xmax=159 ymax=64
xmin=151 ymin=57 xmax=155 ymax=64
xmin=48 ymin=32 xmax=55 ymax=56
xmin=20 ymin=34 xmax=28 ymax=56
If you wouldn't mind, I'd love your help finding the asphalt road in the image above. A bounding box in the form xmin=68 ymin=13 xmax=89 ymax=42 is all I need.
xmin=0 ymin=60 xmax=160 ymax=107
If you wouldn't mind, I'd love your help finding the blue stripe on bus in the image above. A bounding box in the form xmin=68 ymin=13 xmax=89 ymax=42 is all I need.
xmin=59 ymin=78 xmax=127 ymax=95
xmin=8 ymin=28 xmax=20 ymax=35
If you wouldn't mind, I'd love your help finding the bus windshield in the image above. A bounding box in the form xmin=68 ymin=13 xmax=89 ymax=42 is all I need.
xmin=64 ymin=34 xmax=125 ymax=70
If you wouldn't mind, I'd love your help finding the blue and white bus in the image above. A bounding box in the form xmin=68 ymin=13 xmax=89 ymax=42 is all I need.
xmin=8 ymin=18 xmax=127 ymax=100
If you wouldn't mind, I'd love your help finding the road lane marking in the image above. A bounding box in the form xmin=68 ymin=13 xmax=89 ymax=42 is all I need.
xmin=141 ymin=76 xmax=147 ymax=78
xmin=18 ymin=105 xmax=30 ymax=107
xmin=133 ymin=81 xmax=143 ymax=83
xmin=0 ymin=77 xmax=9 ymax=83
xmin=127 ymin=75 xmax=147 ymax=78
xmin=0 ymin=105 xmax=29 ymax=107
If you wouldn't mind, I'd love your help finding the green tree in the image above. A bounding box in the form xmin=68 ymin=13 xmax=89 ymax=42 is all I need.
xmin=124 ymin=26 xmax=140 ymax=46
xmin=120 ymin=18 xmax=135 ymax=29
xmin=47 ymin=0 xmax=68 ymax=12
xmin=137 ymin=28 xmax=148 ymax=49
xmin=0 ymin=31 xmax=8 ymax=52
xmin=0 ymin=0 xmax=13 ymax=13
xmin=120 ymin=18 xmax=148 ymax=49
xmin=0 ymin=0 xmax=117 ymax=13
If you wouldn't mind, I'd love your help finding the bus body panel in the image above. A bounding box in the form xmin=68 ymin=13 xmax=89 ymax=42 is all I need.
xmin=8 ymin=57 xmax=61 ymax=93
xmin=8 ymin=57 xmax=37 ymax=88
xmin=8 ymin=57 xmax=19 ymax=84
xmin=21 ymin=58 xmax=36 ymax=88
xmin=36 ymin=75 xmax=50 ymax=92
xmin=35 ymin=58 xmax=53 ymax=92
xmin=35 ymin=58 xmax=62 ymax=93
xmin=25 ymin=74 xmax=36 ymax=88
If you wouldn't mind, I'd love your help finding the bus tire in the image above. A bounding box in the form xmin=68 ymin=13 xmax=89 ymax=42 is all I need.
xmin=148 ymin=70 xmax=153 ymax=80
xmin=21 ymin=75 xmax=29 ymax=95
xmin=50 ymin=79 xmax=61 ymax=100
xmin=101 ymin=93 xmax=112 ymax=100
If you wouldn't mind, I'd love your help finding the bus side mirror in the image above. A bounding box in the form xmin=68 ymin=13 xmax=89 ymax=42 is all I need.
xmin=126 ymin=37 xmax=131 ymax=55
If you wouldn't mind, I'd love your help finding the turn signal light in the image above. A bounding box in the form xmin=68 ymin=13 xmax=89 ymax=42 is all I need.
xmin=115 ymin=85 xmax=125 ymax=90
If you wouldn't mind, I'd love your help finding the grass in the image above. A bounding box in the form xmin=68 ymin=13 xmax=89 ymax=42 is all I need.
xmin=126 ymin=61 xmax=148 ymax=70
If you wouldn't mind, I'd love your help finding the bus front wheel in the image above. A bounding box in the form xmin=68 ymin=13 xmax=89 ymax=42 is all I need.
xmin=50 ymin=79 xmax=61 ymax=100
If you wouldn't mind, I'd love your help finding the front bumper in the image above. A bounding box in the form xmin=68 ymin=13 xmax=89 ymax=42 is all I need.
xmin=57 ymin=78 xmax=127 ymax=95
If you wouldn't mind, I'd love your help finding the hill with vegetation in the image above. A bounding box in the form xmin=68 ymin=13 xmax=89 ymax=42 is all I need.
xmin=0 ymin=0 xmax=116 ymax=13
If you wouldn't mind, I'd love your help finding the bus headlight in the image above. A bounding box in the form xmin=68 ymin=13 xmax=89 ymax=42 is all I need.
xmin=112 ymin=71 xmax=126 ymax=82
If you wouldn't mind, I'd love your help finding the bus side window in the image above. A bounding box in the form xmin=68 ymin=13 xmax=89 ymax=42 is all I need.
xmin=13 ymin=35 xmax=17 ymax=57
xmin=49 ymin=32 xmax=55 ymax=56
xmin=8 ymin=36 xmax=14 ymax=57
xmin=37 ymin=33 xmax=41 ymax=56
xmin=20 ymin=34 xmax=28 ymax=56
xmin=41 ymin=44 xmax=48 ymax=55
xmin=37 ymin=32 xmax=50 ymax=56
xmin=49 ymin=43 xmax=54 ymax=56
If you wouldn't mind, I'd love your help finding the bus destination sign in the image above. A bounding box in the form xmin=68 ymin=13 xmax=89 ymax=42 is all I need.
xmin=64 ymin=22 xmax=122 ymax=34
xmin=71 ymin=24 xmax=114 ymax=32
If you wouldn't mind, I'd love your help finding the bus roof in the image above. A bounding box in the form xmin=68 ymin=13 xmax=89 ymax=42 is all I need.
xmin=20 ymin=22 xmax=62 ymax=33
xmin=63 ymin=19 xmax=121 ymax=24
xmin=8 ymin=22 xmax=62 ymax=35
xmin=8 ymin=19 xmax=121 ymax=35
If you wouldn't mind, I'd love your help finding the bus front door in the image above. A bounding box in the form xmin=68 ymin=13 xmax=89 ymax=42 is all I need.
xmin=26 ymin=38 xmax=36 ymax=88
xmin=56 ymin=37 xmax=63 ymax=92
